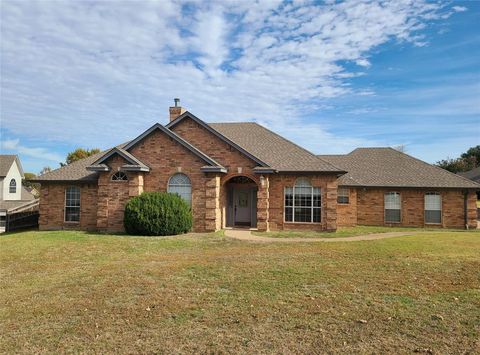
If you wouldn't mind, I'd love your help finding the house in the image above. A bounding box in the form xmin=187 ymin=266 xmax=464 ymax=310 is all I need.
xmin=32 ymin=102 xmax=480 ymax=233
xmin=0 ymin=155 xmax=38 ymax=233
xmin=458 ymin=167 xmax=480 ymax=184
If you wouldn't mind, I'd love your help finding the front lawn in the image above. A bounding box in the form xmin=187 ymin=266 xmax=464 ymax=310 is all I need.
xmin=253 ymin=225 xmax=476 ymax=238
xmin=1 ymin=230 xmax=479 ymax=353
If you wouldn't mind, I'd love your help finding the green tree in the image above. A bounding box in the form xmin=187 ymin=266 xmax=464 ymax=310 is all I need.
xmin=436 ymin=145 xmax=479 ymax=173
xmin=65 ymin=148 xmax=101 ymax=165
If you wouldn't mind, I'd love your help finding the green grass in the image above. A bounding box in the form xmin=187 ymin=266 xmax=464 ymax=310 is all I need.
xmin=1 ymin=230 xmax=480 ymax=353
xmin=253 ymin=225 xmax=479 ymax=238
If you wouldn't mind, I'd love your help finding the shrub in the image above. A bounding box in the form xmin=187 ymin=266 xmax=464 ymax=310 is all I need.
xmin=124 ymin=192 xmax=192 ymax=236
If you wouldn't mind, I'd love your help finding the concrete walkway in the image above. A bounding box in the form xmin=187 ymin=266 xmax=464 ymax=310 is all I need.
xmin=224 ymin=229 xmax=415 ymax=243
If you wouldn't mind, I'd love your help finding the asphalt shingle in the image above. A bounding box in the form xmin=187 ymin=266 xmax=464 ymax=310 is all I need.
xmin=319 ymin=148 xmax=480 ymax=189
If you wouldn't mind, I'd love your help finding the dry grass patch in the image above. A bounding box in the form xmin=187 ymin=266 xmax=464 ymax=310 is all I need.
xmin=1 ymin=230 xmax=479 ymax=353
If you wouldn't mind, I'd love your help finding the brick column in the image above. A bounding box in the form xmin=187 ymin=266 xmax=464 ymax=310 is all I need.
xmin=257 ymin=175 xmax=270 ymax=231
xmin=325 ymin=179 xmax=338 ymax=231
xmin=205 ymin=174 xmax=221 ymax=231
xmin=128 ymin=173 xmax=144 ymax=197
xmin=96 ymin=178 xmax=109 ymax=231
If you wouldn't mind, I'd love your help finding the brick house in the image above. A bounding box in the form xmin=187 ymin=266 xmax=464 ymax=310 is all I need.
xmin=33 ymin=103 xmax=479 ymax=233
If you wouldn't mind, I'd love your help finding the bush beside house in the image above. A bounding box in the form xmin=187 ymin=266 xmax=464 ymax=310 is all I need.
xmin=124 ymin=192 xmax=192 ymax=236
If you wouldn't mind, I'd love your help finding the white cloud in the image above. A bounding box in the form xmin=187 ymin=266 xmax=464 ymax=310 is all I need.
xmin=0 ymin=0 xmax=462 ymax=159
xmin=452 ymin=6 xmax=467 ymax=13
xmin=1 ymin=139 xmax=64 ymax=163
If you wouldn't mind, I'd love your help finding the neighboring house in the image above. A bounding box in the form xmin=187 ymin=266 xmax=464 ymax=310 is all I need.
xmin=32 ymin=102 xmax=480 ymax=233
xmin=458 ymin=167 xmax=480 ymax=184
xmin=0 ymin=155 xmax=37 ymax=233
xmin=459 ymin=167 xmax=480 ymax=200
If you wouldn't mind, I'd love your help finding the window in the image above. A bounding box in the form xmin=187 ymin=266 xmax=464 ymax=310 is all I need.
xmin=168 ymin=173 xmax=192 ymax=206
xmin=111 ymin=171 xmax=128 ymax=181
xmin=425 ymin=192 xmax=441 ymax=224
xmin=337 ymin=188 xmax=349 ymax=204
xmin=284 ymin=177 xmax=321 ymax=223
xmin=65 ymin=186 xmax=80 ymax=222
xmin=9 ymin=179 xmax=16 ymax=194
xmin=384 ymin=192 xmax=401 ymax=223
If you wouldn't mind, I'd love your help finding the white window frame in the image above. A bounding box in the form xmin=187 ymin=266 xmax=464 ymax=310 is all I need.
xmin=337 ymin=188 xmax=350 ymax=204
xmin=167 ymin=173 xmax=192 ymax=206
xmin=64 ymin=186 xmax=81 ymax=223
xmin=111 ymin=171 xmax=128 ymax=181
xmin=384 ymin=191 xmax=401 ymax=223
xmin=284 ymin=178 xmax=321 ymax=223
xmin=9 ymin=179 xmax=16 ymax=194
xmin=424 ymin=192 xmax=442 ymax=224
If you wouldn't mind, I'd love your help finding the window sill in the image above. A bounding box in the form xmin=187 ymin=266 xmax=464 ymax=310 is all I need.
xmin=425 ymin=222 xmax=442 ymax=225
xmin=284 ymin=222 xmax=323 ymax=225
xmin=64 ymin=221 xmax=80 ymax=224
xmin=337 ymin=202 xmax=350 ymax=205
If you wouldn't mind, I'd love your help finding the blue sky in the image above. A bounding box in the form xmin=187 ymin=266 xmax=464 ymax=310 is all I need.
xmin=1 ymin=0 xmax=479 ymax=174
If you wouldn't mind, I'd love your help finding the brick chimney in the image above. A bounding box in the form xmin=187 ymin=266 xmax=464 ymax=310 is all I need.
xmin=169 ymin=98 xmax=186 ymax=122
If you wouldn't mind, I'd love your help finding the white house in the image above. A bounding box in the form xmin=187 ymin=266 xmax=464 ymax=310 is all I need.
xmin=0 ymin=155 xmax=37 ymax=232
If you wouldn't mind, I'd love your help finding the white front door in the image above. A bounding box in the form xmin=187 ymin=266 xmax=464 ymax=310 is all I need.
xmin=234 ymin=189 xmax=251 ymax=225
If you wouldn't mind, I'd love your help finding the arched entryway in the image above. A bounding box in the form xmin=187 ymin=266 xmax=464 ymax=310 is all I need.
xmin=224 ymin=176 xmax=258 ymax=228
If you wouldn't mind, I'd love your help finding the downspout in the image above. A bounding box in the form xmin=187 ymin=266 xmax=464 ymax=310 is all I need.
xmin=464 ymin=190 xmax=469 ymax=230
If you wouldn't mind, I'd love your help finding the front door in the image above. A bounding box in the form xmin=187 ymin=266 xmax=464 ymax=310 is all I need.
xmin=234 ymin=189 xmax=251 ymax=226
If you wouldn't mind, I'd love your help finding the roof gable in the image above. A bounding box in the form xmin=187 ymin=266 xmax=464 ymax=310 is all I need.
xmin=88 ymin=147 xmax=150 ymax=172
xmin=123 ymin=123 xmax=225 ymax=170
xmin=167 ymin=112 xmax=269 ymax=167
xmin=0 ymin=155 xmax=24 ymax=178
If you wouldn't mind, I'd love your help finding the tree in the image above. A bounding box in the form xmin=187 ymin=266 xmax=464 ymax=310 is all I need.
xmin=436 ymin=145 xmax=479 ymax=173
xmin=65 ymin=148 xmax=101 ymax=165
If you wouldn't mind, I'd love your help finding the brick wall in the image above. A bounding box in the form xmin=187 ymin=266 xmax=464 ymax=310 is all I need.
xmin=268 ymin=174 xmax=338 ymax=231
xmin=128 ymin=128 xmax=214 ymax=232
xmin=39 ymin=182 xmax=97 ymax=231
xmin=337 ymin=188 xmax=357 ymax=227
xmin=355 ymin=188 xmax=476 ymax=228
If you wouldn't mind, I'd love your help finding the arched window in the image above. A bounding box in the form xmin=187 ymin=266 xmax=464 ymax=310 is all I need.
xmin=9 ymin=179 xmax=16 ymax=194
xmin=284 ymin=177 xmax=321 ymax=223
xmin=111 ymin=171 xmax=128 ymax=181
xmin=168 ymin=173 xmax=192 ymax=206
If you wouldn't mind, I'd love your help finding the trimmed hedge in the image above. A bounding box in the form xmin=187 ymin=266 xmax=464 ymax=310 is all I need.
xmin=124 ymin=192 xmax=192 ymax=236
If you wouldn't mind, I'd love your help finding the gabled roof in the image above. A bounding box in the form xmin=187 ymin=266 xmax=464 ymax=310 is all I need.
xmin=458 ymin=167 xmax=480 ymax=183
xmin=123 ymin=123 xmax=226 ymax=170
xmin=167 ymin=112 xmax=270 ymax=167
xmin=87 ymin=147 xmax=150 ymax=172
xmin=319 ymin=148 xmax=480 ymax=189
xmin=209 ymin=122 xmax=344 ymax=173
xmin=0 ymin=155 xmax=24 ymax=178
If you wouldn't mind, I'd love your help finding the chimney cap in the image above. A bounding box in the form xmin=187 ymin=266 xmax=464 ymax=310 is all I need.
xmin=174 ymin=98 xmax=180 ymax=107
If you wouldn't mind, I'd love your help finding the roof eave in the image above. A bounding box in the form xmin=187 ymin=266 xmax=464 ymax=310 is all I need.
xmin=200 ymin=166 xmax=228 ymax=173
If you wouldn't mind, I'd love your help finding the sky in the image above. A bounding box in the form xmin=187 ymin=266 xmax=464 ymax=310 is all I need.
xmin=1 ymin=0 xmax=479 ymax=174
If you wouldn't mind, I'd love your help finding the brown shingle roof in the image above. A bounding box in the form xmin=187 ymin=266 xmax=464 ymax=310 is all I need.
xmin=458 ymin=167 xmax=480 ymax=183
xmin=0 ymin=155 xmax=18 ymax=177
xmin=209 ymin=122 xmax=344 ymax=172
xmin=319 ymin=148 xmax=480 ymax=189
xmin=32 ymin=150 xmax=106 ymax=182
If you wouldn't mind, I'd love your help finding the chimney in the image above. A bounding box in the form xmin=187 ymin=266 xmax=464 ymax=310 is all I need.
xmin=169 ymin=98 xmax=186 ymax=122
